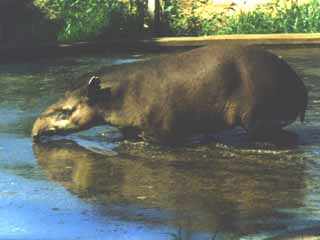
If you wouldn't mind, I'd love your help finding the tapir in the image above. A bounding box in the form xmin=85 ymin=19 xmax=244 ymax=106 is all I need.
xmin=32 ymin=44 xmax=308 ymax=144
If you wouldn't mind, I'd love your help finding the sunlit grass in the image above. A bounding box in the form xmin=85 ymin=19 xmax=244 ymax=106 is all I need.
xmin=218 ymin=0 xmax=320 ymax=34
xmin=165 ymin=0 xmax=320 ymax=36
xmin=33 ymin=0 xmax=320 ymax=41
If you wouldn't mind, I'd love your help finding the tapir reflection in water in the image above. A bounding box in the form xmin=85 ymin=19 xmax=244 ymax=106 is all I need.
xmin=32 ymin=44 xmax=308 ymax=144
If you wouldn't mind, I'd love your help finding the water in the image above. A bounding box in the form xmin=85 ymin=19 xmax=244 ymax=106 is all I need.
xmin=0 ymin=47 xmax=319 ymax=240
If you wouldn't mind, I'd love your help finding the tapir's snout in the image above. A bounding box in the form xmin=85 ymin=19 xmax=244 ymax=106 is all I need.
xmin=32 ymin=131 xmax=41 ymax=142
xmin=31 ymin=116 xmax=58 ymax=141
xmin=31 ymin=117 xmax=44 ymax=141
xmin=31 ymin=96 xmax=104 ymax=142
xmin=31 ymin=114 xmax=85 ymax=142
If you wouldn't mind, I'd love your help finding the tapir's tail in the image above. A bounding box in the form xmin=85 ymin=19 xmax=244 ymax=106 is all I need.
xmin=300 ymin=109 xmax=306 ymax=123
xmin=299 ymin=87 xmax=308 ymax=123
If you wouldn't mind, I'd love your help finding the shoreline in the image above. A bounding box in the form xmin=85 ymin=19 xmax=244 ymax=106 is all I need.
xmin=1 ymin=33 xmax=320 ymax=63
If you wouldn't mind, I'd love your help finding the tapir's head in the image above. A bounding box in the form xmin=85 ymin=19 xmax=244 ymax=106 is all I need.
xmin=32 ymin=76 xmax=111 ymax=141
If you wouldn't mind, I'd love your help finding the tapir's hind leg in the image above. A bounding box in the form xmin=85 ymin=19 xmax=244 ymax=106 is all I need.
xmin=246 ymin=120 xmax=282 ymax=140
xmin=241 ymin=111 xmax=298 ymax=144
xmin=241 ymin=105 xmax=290 ymax=138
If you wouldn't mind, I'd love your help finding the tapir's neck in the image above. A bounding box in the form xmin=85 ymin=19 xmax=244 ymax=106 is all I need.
xmin=98 ymin=79 xmax=141 ymax=128
xmin=97 ymin=96 xmax=126 ymax=127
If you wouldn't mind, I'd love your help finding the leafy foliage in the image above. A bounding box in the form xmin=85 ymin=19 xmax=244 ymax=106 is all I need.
xmin=34 ymin=0 xmax=137 ymax=42
xmin=162 ymin=0 xmax=320 ymax=36
xmin=163 ymin=0 xmax=221 ymax=36
xmin=33 ymin=0 xmax=320 ymax=41
xmin=219 ymin=0 xmax=320 ymax=34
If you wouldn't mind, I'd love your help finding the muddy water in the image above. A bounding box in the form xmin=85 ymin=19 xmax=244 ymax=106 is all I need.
xmin=0 ymin=47 xmax=319 ymax=240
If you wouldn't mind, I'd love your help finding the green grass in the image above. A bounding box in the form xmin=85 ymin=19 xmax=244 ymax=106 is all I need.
xmin=34 ymin=0 xmax=139 ymax=42
xmin=164 ymin=0 xmax=320 ymax=36
xmin=218 ymin=0 xmax=320 ymax=34
xmin=34 ymin=0 xmax=320 ymax=42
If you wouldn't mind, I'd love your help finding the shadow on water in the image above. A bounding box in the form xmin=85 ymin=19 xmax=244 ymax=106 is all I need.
xmin=33 ymin=136 xmax=312 ymax=237
xmin=198 ymin=128 xmax=302 ymax=150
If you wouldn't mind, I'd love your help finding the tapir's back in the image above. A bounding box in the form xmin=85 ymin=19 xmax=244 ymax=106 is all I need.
xmin=106 ymin=44 xmax=307 ymax=126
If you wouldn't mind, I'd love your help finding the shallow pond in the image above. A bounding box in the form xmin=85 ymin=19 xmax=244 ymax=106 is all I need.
xmin=0 ymin=47 xmax=320 ymax=240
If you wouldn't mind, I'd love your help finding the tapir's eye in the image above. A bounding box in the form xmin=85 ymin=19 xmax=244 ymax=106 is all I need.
xmin=62 ymin=107 xmax=75 ymax=114
xmin=56 ymin=107 xmax=75 ymax=119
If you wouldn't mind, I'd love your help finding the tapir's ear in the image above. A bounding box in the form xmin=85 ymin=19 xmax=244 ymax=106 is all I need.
xmin=87 ymin=75 xmax=111 ymax=101
xmin=88 ymin=75 xmax=101 ymax=89
xmin=87 ymin=75 xmax=101 ymax=97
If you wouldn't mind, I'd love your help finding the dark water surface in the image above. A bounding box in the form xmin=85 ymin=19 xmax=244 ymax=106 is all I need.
xmin=0 ymin=47 xmax=320 ymax=240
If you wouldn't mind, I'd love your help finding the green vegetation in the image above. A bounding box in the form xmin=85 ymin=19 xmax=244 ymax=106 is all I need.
xmin=10 ymin=0 xmax=320 ymax=43
xmin=162 ymin=0 xmax=222 ymax=36
xmin=218 ymin=0 xmax=320 ymax=34
xmin=35 ymin=0 xmax=119 ymax=41
xmin=34 ymin=0 xmax=149 ymax=42
xmin=164 ymin=0 xmax=320 ymax=36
